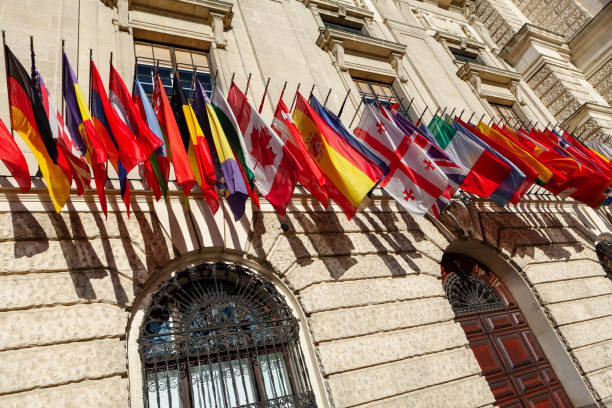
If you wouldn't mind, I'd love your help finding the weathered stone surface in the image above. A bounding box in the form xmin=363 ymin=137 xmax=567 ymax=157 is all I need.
xmin=283 ymin=253 xmax=441 ymax=291
xmin=587 ymin=368 xmax=612 ymax=400
xmin=0 ymin=304 xmax=127 ymax=350
xmin=548 ymin=295 xmax=612 ymax=326
xmin=355 ymin=376 xmax=494 ymax=408
xmin=511 ymin=245 xmax=597 ymax=269
xmin=299 ymin=275 xmax=444 ymax=314
xmin=524 ymin=259 xmax=605 ymax=284
xmin=559 ymin=315 xmax=612 ymax=349
xmin=327 ymin=347 xmax=481 ymax=407
xmin=0 ymin=376 xmax=128 ymax=408
xmin=308 ymin=297 xmax=454 ymax=342
xmin=0 ymin=271 xmax=135 ymax=310
xmin=0 ymin=239 xmax=151 ymax=283
xmin=317 ymin=321 xmax=468 ymax=374
xmin=0 ymin=338 xmax=126 ymax=394
xmin=574 ymin=340 xmax=612 ymax=373
xmin=535 ymin=277 xmax=612 ymax=304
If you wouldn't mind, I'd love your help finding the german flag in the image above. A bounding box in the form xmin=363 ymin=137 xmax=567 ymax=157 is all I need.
xmin=4 ymin=44 xmax=70 ymax=212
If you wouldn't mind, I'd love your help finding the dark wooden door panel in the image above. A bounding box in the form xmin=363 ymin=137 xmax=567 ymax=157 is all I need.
xmin=469 ymin=337 xmax=507 ymax=377
xmin=494 ymin=331 xmax=537 ymax=372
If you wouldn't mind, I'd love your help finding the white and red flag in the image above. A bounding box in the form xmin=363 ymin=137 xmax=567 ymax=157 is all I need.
xmin=227 ymin=84 xmax=302 ymax=216
xmin=354 ymin=105 xmax=449 ymax=216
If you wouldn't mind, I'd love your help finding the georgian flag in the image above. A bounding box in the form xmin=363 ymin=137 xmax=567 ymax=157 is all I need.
xmin=227 ymin=84 xmax=302 ymax=216
xmin=353 ymin=105 xmax=449 ymax=216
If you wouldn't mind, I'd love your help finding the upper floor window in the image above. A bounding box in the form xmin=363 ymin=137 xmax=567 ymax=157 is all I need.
xmin=139 ymin=263 xmax=317 ymax=408
xmin=134 ymin=41 xmax=212 ymax=101
xmin=322 ymin=17 xmax=368 ymax=36
xmin=353 ymin=78 xmax=399 ymax=107
xmin=489 ymin=102 xmax=521 ymax=126
xmin=450 ymin=47 xmax=485 ymax=65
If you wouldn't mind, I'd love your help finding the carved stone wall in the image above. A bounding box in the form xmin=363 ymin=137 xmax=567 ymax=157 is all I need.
xmin=590 ymin=58 xmax=612 ymax=106
xmin=470 ymin=0 xmax=527 ymax=49
xmin=510 ymin=0 xmax=592 ymax=39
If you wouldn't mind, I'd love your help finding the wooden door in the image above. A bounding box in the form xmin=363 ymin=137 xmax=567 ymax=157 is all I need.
xmin=442 ymin=255 xmax=573 ymax=408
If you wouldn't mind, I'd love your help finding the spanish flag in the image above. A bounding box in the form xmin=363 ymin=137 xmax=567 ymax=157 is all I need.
xmin=4 ymin=45 xmax=70 ymax=212
xmin=293 ymin=93 xmax=384 ymax=219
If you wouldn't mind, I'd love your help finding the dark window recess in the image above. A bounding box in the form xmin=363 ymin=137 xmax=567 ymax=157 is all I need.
xmin=139 ymin=263 xmax=317 ymax=408
xmin=134 ymin=41 xmax=212 ymax=101
xmin=322 ymin=18 xmax=368 ymax=36
xmin=353 ymin=78 xmax=416 ymax=121
xmin=490 ymin=102 xmax=521 ymax=126
xmin=450 ymin=47 xmax=485 ymax=65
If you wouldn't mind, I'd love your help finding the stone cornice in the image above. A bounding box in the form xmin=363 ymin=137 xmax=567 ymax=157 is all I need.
xmin=457 ymin=62 xmax=522 ymax=86
xmin=434 ymin=30 xmax=485 ymax=50
xmin=303 ymin=0 xmax=374 ymax=20
xmin=569 ymin=1 xmax=611 ymax=48
xmin=129 ymin=0 xmax=233 ymax=29
xmin=316 ymin=27 xmax=406 ymax=59
xmin=499 ymin=23 xmax=568 ymax=65
xmin=383 ymin=18 xmax=427 ymax=40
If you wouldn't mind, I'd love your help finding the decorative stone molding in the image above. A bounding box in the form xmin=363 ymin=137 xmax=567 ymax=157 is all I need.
xmin=304 ymin=0 xmax=373 ymax=20
xmin=457 ymin=62 xmax=522 ymax=102
xmin=210 ymin=12 xmax=227 ymax=49
xmin=316 ymin=26 xmax=407 ymax=78
xmin=560 ymin=103 xmax=612 ymax=142
xmin=468 ymin=0 xmax=527 ymax=49
xmin=129 ymin=0 xmax=233 ymax=29
xmin=433 ymin=30 xmax=485 ymax=52
xmin=510 ymin=0 xmax=592 ymax=40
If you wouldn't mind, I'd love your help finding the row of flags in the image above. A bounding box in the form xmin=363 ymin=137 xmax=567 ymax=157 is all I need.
xmin=2 ymin=42 xmax=612 ymax=223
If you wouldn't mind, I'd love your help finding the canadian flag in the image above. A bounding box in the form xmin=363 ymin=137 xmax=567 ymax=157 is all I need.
xmin=354 ymin=105 xmax=449 ymax=216
xmin=227 ymin=84 xmax=302 ymax=216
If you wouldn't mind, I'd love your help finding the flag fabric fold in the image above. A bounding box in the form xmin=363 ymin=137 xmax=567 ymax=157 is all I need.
xmin=5 ymin=45 xmax=70 ymax=212
xmin=62 ymin=52 xmax=110 ymax=215
xmin=272 ymin=97 xmax=329 ymax=208
xmin=34 ymin=68 xmax=91 ymax=196
xmin=170 ymin=73 xmax=218 ymax=213
xmin=195 ymin=83 xmax=248 ymax=220
xmin=228 ymin=84 xmax=301 ymax=216
xmin=0 ymin=118 xmax=30 ymax=192
xmin=354 ymin=105 xmax=449 ymax=216
xmin=152 ymin=71 xmax=196 ymax=197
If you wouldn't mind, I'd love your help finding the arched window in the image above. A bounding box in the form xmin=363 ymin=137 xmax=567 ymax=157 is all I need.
xmin=139 ymin=262 xmax=317 ymax=408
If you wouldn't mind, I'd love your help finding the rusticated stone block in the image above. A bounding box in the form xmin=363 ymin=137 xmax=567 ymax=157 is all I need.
xmin=547 ymin=295 xmax=612 ymax=326
xmin=0 ymin=376 xmax=128 ymax=408
xmin=309 ymin=297 xmax=454 ymax=342
xmin=356 ymin=376 xmax=494 ymax=408
xmin=587 ymin=368 xmax=612 ymax=400
xmin=511 ymin=245 xmax=597 ymax=269
xmin=0 ymin=304 xmax=127 ymax=350
xmin=0 ymin=338 xmax=126 ymax=394
xmin=0 ymin=271 xmax=135 ymax=310
xmin=535 ymin=277 xmax=612 ymax=304
xmin=317 ymin=321 xmax=468 ymax=374
xmin=283 ymin=253 xmax=440 ymax=291
xmin=0 ymin=238 xmax=151 ymax=283
xmin=559 ymin=315 xmax=612 ymax=349
xmin=573 ymin=340 xmax=612 ymax=373
xmin=524 ymin=259 xmax=604 ymax=284
xmin=299 ymin=275 xmax=444 ymax=314
xmin=326 ymin=347 xmax=481 ymax=407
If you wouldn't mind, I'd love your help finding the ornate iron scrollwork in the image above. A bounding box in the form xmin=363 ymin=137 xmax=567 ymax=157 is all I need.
xmin=444 ymin=272 xmax=504 ymax=315
xmin=139 ymin=263 xmax=317 ymax=408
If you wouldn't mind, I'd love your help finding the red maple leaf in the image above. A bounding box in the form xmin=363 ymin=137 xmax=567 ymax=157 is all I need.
xmin=250 ymin=127 xmax=276 ymax=169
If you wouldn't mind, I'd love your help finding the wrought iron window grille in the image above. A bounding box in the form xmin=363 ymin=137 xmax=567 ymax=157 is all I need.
xmin=139 ymin=263 xmax=317 ymax=408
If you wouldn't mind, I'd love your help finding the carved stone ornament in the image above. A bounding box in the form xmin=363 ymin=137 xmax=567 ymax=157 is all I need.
xmin=390 ymin=53 xmax=408 ymax=83
xmin=210 ymin=12 xmax=227 ymax=49
xmin=331 ymin=40 xmax=347 ymax=71
xmin=510 ymin=81 xmax=527 ymax=106
xmin=438 ymin=196 xmax=476 ymax=239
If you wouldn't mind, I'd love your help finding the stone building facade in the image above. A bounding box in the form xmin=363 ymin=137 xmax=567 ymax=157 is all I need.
xmin=0 ymin=0 xmax=611 ymax=407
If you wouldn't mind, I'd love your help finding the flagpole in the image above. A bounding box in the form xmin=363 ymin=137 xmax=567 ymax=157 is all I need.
xmin=229 ymin=72 xmax=235 ymax=87
xmin=289 ymin=82 xmax=300 ymax=111
xmin=457 ymin=108 xmax=465 ymax=120
xmin=448 ymin=107 xmax=456 ymax=119
xmin=403 ymin=97 xmax=414 ymax=117
xmin=30 ymin=35 xmax=36 ymax=74
xmin=348 ymin=96 xmax=365 ymax=128
xmin=466 ymin=112 xmax=475 ymax=124
xmin=61 ymin=39 xmax=65 ymax=126
xmin=244 ymin=72 xmax=252 ymax=94
xmin=2 ymin=31 xmax=16 ymax=140
xmin=337 ymin=88 xmax=350 ymax=118
xmin=478 ymin=113 xmax=485 ymax=124
xmin=258 ymin=76 xmax=270 ymax=114
xmin=89 ymin=50 xmax=94 ymax=112
xmin=189 ymin=66 xmax=197 ymax=101
xmin=323 ymin=88 xmax=332 ymax=107
xmin=278 ymin=80 xmax=288 ymax=103
xmin=415 ymin=106 xmax=428 ymax=127
xmin=308 ymin=84 xmax=315 ymax=100
xmin=210 ymin=69 xmax=219 ymax=94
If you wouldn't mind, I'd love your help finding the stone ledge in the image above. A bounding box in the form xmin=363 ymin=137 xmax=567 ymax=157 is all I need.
xmin=0 ymin=304 xmax=127 ymax=351
xmin=317 ymin=321 xmax=468 ymax=374
xmin=587 ymin=368 xmax=612 ymax=401
xmin=574 ymin=339 xmax=612 ymax=373
xmin=535 ymin=277 xmax=612 ymax=304
xmin=548 ymin=295 xmax=612 ymax=326
xmin=559 ymin=315 xmax=612 ymax=349
xmin=524 ymin=259 xmax=605 ymax=284
xmin=0 ymin=338 xmax=126 ymax=394
xmin=309 ymin=297 xmax=454 ymax=342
